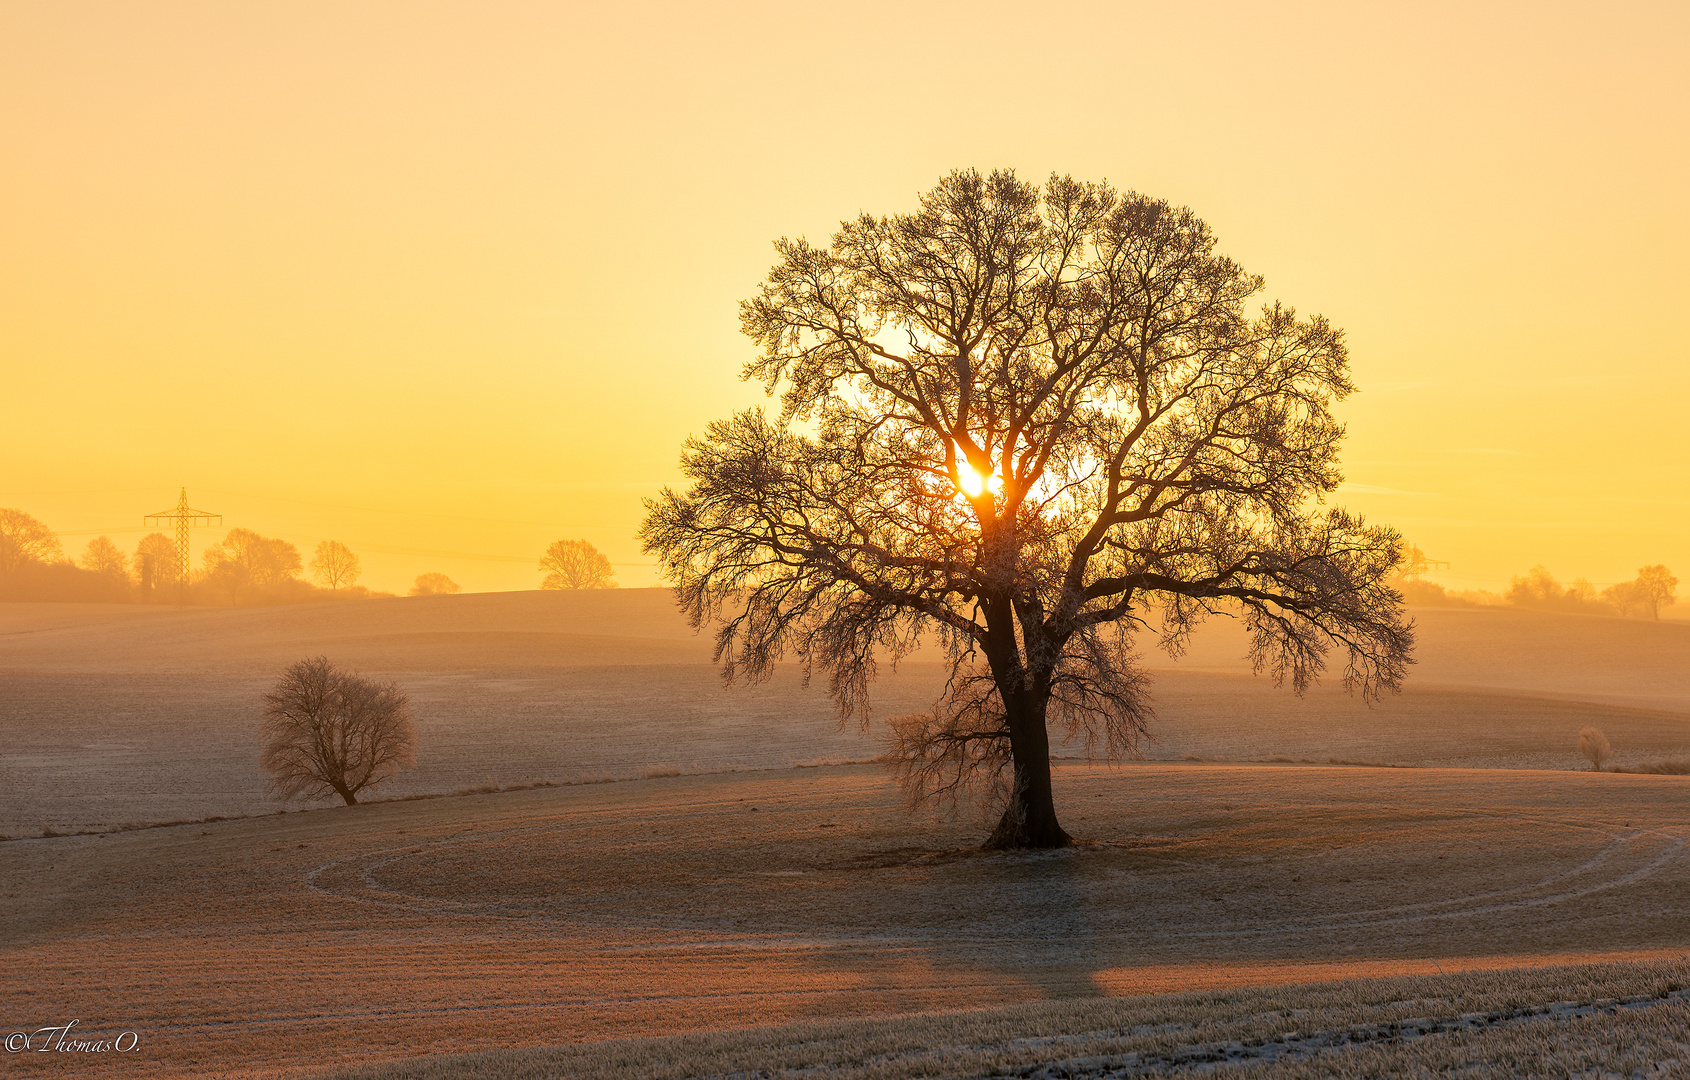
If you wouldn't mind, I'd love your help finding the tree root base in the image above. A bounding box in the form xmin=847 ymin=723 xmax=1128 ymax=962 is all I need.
xmin=981 ymin=821 xmax=1074 ymax=851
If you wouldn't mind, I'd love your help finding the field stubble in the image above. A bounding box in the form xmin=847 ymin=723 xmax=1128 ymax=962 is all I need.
xmin=4 ymin=763 xmax=1690 ymax=1078
xmin=333 ymin=962 xmax=1690 ymax=1080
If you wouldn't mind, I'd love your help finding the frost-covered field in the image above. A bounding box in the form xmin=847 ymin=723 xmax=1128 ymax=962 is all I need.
xmin=0 ymin=592 xmax=945 ymax=833
xmin=4 ymin=763 xmax=1689 ymax=1078
xmin=338 ymin=962 xmax=1690 ymax=1080
xmin=3 ymin=592 xmax=1689 ymax=834
xmin=4 ymin=592 xmax=1690 ymax=1078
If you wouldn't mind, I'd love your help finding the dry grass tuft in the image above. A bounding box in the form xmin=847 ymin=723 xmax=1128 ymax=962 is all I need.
xmin=20 ymin=813 xmax=266 ymax=841
xmin=1616 ymin=759 xmax=1690 ymax=775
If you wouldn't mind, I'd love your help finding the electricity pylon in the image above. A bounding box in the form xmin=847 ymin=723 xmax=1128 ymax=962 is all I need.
xmin=1400 ymin=543 xmax=1450 ymax=580
xmin=144 ymin=488 xmax=221 ymax=604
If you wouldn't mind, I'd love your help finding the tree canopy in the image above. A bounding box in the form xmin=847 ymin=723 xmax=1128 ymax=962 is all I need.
xmin=409 ymin=572 xmax=460 ymax=596
xmin=80 ymin=536 xmax=129 ymax=584
xmin=260 ymin=656 xmax=416 ymax=805
xmin=133 ymin=532 xmax=178 ymax=593
xmin=203 ymin=528 xmax=303 ymax=602
xmin=0 ymin=507 xmax=63 ymax=575
xmin=642 ymin=169 xmax=1413 ymax=848
xmin=1603 ymin=564 xmax=1677 ymax=619
xmin=309 ymin=540 xmax=362 ymax=591
xmin=539 ymin=539 xmax=617 ymax=590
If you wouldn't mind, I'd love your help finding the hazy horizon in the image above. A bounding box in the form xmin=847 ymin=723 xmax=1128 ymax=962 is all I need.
xmin=6 ymin=1 xmax=1688 ymax=593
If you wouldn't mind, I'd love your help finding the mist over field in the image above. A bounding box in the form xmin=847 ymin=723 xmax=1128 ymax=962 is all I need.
xmin=4 ymin=590 xmax=1689 ymax=835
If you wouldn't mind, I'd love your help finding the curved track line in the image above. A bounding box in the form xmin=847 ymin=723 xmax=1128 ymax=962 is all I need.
xmin=1177 ymin=831 xmax=1687 ymax=940
xmin=302 ymin=806 xmax=1690 ymax=947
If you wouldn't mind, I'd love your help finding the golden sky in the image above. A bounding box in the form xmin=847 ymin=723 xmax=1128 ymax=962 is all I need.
xmin=4 ymin=1 xmax=1686 ymax=594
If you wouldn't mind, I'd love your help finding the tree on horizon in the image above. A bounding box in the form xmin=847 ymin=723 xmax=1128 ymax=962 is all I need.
xmin=409 ymin=572 xmax=460 ymax=596
xmin=642 ymin=168 xmax=1413 ymax=850
xmin=80 ymin=535 xmax=129 ymax=587
xmin=202 ymin=528 xmax=303 ymax=604
xmin=309 ymin=540 xmax=362 ymax=591
xmin=133 ymin=532 xmax=178 ymax=595
xmin=1604 ymin=564 xmax=1677 ymax=620
xmin=538 ymin=539 xmax=617 ymax=590
xmin=0 ymin=508 xmax=63 ymax=575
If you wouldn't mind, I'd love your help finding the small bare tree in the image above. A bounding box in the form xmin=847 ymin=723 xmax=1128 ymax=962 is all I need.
xmin=309 ymin=540 xmax=362 ymax=591
xmin=260 ymin=657 xmax=416 ymax=805
xmin=1577 ymin=725 xmax=1611 ymax=771
xmin=539 ymin=539 xmax=617 ymax=590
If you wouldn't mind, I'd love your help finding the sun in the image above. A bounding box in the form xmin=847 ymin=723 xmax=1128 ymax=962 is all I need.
xmin=955 ymin=462 xmax=1002 ymax=499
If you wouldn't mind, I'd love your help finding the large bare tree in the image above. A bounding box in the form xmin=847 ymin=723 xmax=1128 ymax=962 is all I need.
xmin=260 ymin=656 xmax=416 ymax=805
xmin=641 ymin=169 xmax=1413 ymax=849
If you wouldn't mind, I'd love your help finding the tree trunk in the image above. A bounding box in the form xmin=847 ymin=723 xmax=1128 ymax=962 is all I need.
xmin=983 ymin=690 xmax=1071 ymax=850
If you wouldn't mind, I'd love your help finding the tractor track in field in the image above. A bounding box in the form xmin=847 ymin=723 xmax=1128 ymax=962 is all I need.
xmin=301 ymin=793 xmax=1689 ymax=950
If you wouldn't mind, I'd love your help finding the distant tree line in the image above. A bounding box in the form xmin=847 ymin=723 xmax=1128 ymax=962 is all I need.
xmin=1503 ymin=564 xmax=1676 ymax=619
xmin=1392 ymin=544 xmax=1677 ymax=620
xmin=0 ymin=506 xmax=394 ymax=606
xmin=0 ymin=507 xmax=626 ymax=605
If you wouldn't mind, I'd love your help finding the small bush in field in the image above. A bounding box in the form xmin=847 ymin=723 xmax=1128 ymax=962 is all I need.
xmin=1577 ymin=726 xmax=1611 ymax=771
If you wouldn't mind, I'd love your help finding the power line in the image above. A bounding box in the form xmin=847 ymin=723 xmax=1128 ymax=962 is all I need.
xmin=259 ymin=532 xmax=655 ymax=568
xmin=54 ymin=525 xmax=156 ymax=537
xmin=197 ymin=488 xmax=628 ymax=531
xmin=0 ymin=487 xmax=164 ymax=498
xmin=53 ymin=524 xmax=654 ymax=568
